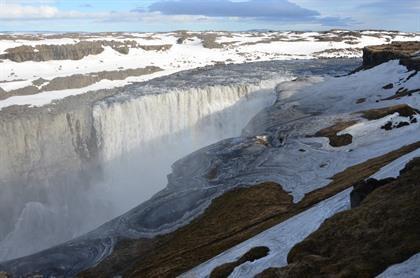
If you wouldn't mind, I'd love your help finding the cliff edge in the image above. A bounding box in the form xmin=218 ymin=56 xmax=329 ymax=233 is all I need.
xmin=363 ymin=41 xmax=420 ymax=70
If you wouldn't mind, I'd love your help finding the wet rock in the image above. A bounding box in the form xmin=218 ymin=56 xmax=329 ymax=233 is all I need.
xmin=356 ymin=98 xmax=366 ymax=104
xmin=383 ymin=83 xmax=394 ymax=89
xmin=381 ymin=121 xmax=393 ymax=130
xmin=395 ymin=121 xmax=410 ymax=128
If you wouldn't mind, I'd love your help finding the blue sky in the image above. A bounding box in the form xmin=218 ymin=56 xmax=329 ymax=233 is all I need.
xmin=1 ymin=0 xmax=419 ymax=32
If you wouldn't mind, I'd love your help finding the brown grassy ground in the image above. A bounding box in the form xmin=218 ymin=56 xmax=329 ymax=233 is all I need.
xmin=80 ymin=142 xmax=420 ymax=278
xmin=363 ymin=41 xmax=420 ymax=69
xmin=258 ymin=157 xmax=420 ymax=278
xmin=358 ymin=104 xmax=419 ymax=120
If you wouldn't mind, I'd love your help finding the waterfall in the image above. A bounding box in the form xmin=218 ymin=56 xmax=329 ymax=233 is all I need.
xmin=91 ymin=78 xmax=290 ymax=215
xmin=93 ymin=79 xmax=284 ymax=162
xmin=0 ymin=74 xmax=288 ymax=262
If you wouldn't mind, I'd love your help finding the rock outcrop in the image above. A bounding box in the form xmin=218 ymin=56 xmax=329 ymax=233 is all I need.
xmin=0 ymin=66 xmax=162 ymax=100
xmin=0 ymin=41 xmax=172 ymax=62
xmin=0 ymin=42 xmax=105 ymax=62
xmin=363 ymin=41 xmax=420 ymax=69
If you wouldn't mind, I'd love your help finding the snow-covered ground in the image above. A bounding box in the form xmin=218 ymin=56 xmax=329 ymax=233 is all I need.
xmin=233 ymin=60 xmax=420 ymax=203
xmin=371 ymin=148 xmax=420 ymax=180
xmin=0 ymin=31 xmax=419 ymax=276
xmin=181 ymin=188 xmax=352 ymax=278
xmin=0 ymin=70 xmax=170 ymax=109
xmin=0 ymin=30 xmax=419 ymax=110
xmin=178 ymin=60 xmax=419 ymax=277
xmin=377 ymin=253 xmax=420 ymax=278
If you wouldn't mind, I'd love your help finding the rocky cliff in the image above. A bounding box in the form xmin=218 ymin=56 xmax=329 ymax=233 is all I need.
xmin=0 ymin=40 xmax=419 ymax=277
xmin=0 ymin=66 xmax=162 ymax=100
xmin=363 ymin=41 xmax=420 ymax=70
xmin=0 ymin=59 xmax=360 ymax=275
xmin=0 ymin=41 xmax=172 ymax=62
xmin=1 ymin=60 xmax=329 ymax=263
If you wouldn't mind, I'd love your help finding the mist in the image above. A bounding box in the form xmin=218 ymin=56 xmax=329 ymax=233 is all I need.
xmin=0 ymin=83 xmax=278 ymax=262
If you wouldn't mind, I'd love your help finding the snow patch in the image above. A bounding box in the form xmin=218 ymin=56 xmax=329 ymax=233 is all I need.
xmin=182 ymin=188 xmax=351 ymax=278
xmin=377 ymin=253 xmax=420 ymax=278
xmin=370 ymin=149 xmax=420 ymax=180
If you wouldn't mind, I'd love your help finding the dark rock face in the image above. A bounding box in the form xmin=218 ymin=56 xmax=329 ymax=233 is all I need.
xmin=0 ymin=42 xmax=105 ymax=62
xmin=257 ymin=157 xmax=420 ymax=278
xmin=401 ymin=56 xmax=420 ymax=71
xmin=210 ymin=246 xmax=270 ymax=278
xmin=0 ymin=67 xmax=162 ymax=101
xmin=356 ymin=98 xmax=366 ymax=104
xmin=383 ymin=83 xmax=394 ymax=89
xmin=381 ymin=121 xmax=393 ymax=130
xmin=350 ymin=177 xmax=395 ymax=208
xmin=381 ymin=120 xmax=413 ymax=131
xmin=395 ymin=121 xmax=410 ymax=128
xmin=362 ymin=41 xmax=420 ymax=69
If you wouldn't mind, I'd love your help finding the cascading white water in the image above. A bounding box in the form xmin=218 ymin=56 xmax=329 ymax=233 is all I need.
xmin=93 ymin=79 xmax=284 ymax=162
xmin=92 ymin=78 xmax=288 ymax=214
xmin=0 ymin=75 xmax=289 ymax=262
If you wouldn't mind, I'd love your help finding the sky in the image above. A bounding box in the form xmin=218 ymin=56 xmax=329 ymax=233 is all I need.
xmin=0 ymin=0 xmax=419 ymax=32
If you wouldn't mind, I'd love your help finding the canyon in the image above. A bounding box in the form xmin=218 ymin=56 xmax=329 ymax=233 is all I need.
xmin=0 ymin=31 xmax=419 ymax=277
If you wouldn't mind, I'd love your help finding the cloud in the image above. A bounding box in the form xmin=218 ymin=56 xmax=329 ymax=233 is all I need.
xmin=0 ymin=3 xmax=110 ymax=20
xmin=149 ymin=0 xmax=320 ymax=21
xmin=146 ymin=0 xmax=356 ymax=27
xmin=80 ymin=4 xmax=93 ymax=8
xmin=358 ymin=0 xmax=420 ymax=15
xmin=0 ymin=4 xmax=60 ymax=19
xmin=101 ymin=11 xmax=215 ymax=24
xmin=0 ymin=3 xmax=215 ymax=25
xmin=5 ymin=0 xmax=57 ymax=4
xmin=0 ymin=0 xmax=356 ymax=30
xmin=319 ymin=16 xmax=357 ymax=27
